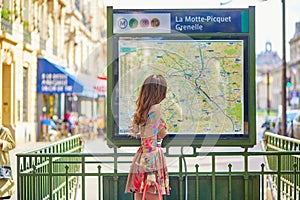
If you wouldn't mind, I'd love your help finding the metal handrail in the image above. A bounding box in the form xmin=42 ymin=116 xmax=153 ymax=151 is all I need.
xmin=17 ymin=135 xmax=83 ymax=200
xmin=16 ymin=132 xmax=300 ymax=200
xmin=264 ymin=131 xmax=300 ymax=200
xmin=21 ymin=134 xmax=83 ymax=154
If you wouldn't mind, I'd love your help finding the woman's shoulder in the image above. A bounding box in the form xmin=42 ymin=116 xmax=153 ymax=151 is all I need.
xmin=148 ymin=104 xmax=161 ymax=114
xmin=148 ymin=104 xmax=164 ymax=121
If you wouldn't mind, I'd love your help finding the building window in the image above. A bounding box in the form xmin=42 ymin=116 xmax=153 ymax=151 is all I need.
xmin=23 ymin=0 xmax=30 ymax=24
xmin=53 ymin=22 xmax=57 ymax=55
xmin=39 ymin=4 xmax=46 ymax=50
xmin=23 ymin=67 xmax=29 ymax=121
xmin=22 ymin=0 xmax=32 ymax=43
xmin=75 ymin=0 xmax=81 ymax=11
xmin=1 ymin=0 xmax=12 ymax=33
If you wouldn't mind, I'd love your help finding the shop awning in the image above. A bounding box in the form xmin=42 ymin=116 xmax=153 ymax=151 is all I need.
xmin=94 ymin=76 xmax=107 ymax=97
xmin=37 ymin=58 xmax=84 ymax=94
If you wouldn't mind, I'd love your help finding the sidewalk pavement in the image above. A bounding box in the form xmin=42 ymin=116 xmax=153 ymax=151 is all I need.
xmin=9 ymin=141 xmax=51 ymax=200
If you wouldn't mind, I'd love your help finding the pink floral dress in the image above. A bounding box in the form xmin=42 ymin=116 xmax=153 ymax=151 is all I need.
xmin=125 ymin=104 xmax=170 ymax=196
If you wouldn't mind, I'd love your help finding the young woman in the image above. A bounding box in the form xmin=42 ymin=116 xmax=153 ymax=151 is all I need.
xmin=125 ymin=75 xmax=170 ymax=200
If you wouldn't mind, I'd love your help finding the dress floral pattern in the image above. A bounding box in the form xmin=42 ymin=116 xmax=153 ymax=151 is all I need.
xmin=125 ymin=104 xmax=170 ymax=196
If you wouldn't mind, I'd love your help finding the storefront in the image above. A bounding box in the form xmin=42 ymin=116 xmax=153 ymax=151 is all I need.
xmin=36 ymin=57 xmax=84 ymax=140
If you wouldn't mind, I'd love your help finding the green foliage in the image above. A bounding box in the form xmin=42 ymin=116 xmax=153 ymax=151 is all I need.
xmin=256 ymin=109 xmax=278 ymax=117
xmin=1 ymin=8 xmax=11 ymax=21
xmin=23 ymin=20 xmax=29 ymax=29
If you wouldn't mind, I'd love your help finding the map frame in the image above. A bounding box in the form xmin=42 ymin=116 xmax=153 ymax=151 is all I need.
xmin=106 ymin=7 xmax=256 ymax=148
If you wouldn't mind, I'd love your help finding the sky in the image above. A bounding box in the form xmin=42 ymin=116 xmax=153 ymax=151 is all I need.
xmin=105 ymin=0 xmax=300 ymax=61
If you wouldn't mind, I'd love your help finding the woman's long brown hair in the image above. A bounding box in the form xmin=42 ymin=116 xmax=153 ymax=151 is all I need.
xmin=133 ymin=75 xmax=167 ymax=126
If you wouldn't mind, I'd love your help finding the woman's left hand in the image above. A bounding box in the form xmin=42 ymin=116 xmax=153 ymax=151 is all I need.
xmin=146 ymin=174 xmax=156 ymax=186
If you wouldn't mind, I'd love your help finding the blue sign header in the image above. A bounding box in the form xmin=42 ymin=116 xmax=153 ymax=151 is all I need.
xmin=113 ymin=9 xmax=249 ymax=34
xmin=170 ymin=10 xmax=248 ymax=33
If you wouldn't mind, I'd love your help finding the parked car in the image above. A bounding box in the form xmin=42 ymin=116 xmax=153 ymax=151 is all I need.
xmin=292 ymin=113 xmax=300 ymax=139
xmin=273 ymin=109 xmax=300 ymax=137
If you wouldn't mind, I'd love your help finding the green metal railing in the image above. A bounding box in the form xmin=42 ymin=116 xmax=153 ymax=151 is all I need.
xmin=17 ymin=135 xmax=83 ymax=200
xmin=17 ymin=134 xmax=300 ymax=200
xmin=264 ymin=131 xmax=300 ymax=200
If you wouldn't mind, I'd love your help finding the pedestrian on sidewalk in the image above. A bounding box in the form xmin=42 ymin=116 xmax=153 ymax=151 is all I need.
xmin=0 ymin=125 xmax=16 ymax=199
xmin=125 ymin=75 xmax=170 ymax=200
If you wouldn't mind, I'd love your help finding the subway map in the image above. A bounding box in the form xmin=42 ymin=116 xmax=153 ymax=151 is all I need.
xmin=118 ymin=39 xmax=244 ymax=134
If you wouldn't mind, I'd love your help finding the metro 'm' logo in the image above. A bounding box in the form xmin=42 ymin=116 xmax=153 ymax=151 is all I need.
xmin=118 ymin=18 xmax=128 ymax=29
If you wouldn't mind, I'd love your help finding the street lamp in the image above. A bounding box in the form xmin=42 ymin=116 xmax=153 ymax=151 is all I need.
xmin=281 ymin=0 xmax=287 ymax=136
xmin=266 ymin=72 xmax=271 ymax=115
xmin=258 ymin=69 xmax=273 ymax=116
xmin=257 ymin=0 xmax=287 ymax=136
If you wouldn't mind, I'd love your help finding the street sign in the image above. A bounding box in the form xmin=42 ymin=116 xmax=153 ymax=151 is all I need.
xmin=290 ymin=90 xmax=299 ymax=105
xmin=107 ymin=6 xmax=256 ymax=148
xmin=113 ymin=10 xmax=249 ymax=34
xmin=290 ymin=90 xmax=299 ymax=98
